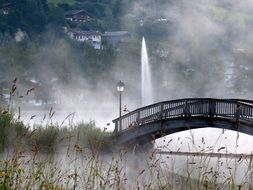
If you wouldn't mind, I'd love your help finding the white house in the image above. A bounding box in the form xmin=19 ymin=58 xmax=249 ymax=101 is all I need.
xmin=67 ymin=29 xmax=102 ymax=49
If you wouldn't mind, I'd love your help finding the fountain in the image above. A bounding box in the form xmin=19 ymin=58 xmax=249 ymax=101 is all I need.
xmin=141 ymin=37 xmax=153 ymax=106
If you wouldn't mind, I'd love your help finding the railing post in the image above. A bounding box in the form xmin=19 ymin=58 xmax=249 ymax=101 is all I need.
xmin=184 ymin=100 xmax=190 ymax=117
xmin=114 ymin=121 xmax=119 ymax=133
xmin=235 ymin=104 xmax=241 ymax=121
xmin=137 ymin=110 xmax=140 ymax=125
xmin=160 ymin=103 xmax=164 ymax=119
xmin=209 ymin=100 xmax=215 ymax=117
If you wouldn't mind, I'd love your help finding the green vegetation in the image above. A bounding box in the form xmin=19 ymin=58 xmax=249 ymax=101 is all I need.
xmin=0 ymin=109 xmax=28 ymax=152
xmin=0 ymin=0 xmax=124 ymax=35
xmin=0 ymin=108 xmax=112 ymax=154
xmin=0 ymin=31 xmax=117 ymax=87
xmin=0 ymin=97 xmax=253 ymax=189
xmin=0 ymin=125 xmax=253 ymax=189
xmin=0 ymin=0 xmax=66 ymax=35
xmin=1 ymin=0 xmax=253 ymax=188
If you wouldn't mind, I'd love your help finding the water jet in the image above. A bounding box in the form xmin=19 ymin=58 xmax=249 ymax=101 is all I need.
xmin=141 ymin=37 xmax=153 ymax=106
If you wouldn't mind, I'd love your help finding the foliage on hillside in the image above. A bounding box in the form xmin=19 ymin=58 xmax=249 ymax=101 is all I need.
xmin=0 ymin=0 xmax=65 ymax=35
xmin=0 ymin=29 xmax=117 ymax=84
xmin=1 ymin=0 xmax=253 ymax=101
xmin=0 ymin=0 xmax=124 ymax=35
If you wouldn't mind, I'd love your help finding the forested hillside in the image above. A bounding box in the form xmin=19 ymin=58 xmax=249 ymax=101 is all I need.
xmin=1 ymin=0 xmax=253 ymax=104
xmin=0 ymin=0 xmax=126 ymax=97
xmin=0 ymin=0 xmax=65 ymax=34
xmin=0 ymin=0 xmax=124 ymax=35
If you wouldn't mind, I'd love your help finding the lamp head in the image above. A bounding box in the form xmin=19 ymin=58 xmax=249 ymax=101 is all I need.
xmin=117 ymin=80 xmax=125 ymax=92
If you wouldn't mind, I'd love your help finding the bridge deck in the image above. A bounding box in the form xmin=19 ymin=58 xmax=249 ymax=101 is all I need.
xmin=113 ymin=98 xmax=253 ymax=133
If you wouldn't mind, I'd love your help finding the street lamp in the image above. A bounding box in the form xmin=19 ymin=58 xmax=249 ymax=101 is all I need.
xmin=117 ymin=80 xmax=125 ymax=131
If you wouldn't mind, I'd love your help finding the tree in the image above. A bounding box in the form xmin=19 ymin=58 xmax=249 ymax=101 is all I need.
xmin=47 ymin=4 xmax=65 ymax=26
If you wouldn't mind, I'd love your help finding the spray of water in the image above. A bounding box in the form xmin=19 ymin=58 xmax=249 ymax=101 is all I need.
xmin=141 ymin=37 xmax=153 ymax=106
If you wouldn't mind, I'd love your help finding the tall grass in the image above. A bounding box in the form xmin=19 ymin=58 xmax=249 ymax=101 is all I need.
xmin=1 ymin=99 xmax=253 ymax=188
xmin=1 ymin=145 xmax=253 ymax=189
xmin=0 ymin=108 xmax=111 ymax=154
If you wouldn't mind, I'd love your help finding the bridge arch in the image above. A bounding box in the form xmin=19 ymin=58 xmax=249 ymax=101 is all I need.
xmin=112 ymin=98 xmax=253 ymax=146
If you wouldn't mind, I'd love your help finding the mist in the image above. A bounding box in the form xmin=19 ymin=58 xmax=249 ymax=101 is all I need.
xmin=116 ymin=0 xmax=253 ymax=154
xmin=2 ymin=0 xmax=253 ymax=188
xmin=1 ymin=0 xmax=253 ymax=151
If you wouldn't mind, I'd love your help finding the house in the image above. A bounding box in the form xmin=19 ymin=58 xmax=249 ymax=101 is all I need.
xmin=0 ymin=3 xmax=12 ymax=15
xmin=67 ymin=29 xmax=102 ymax=49
xmin=65 ymin=9 xmax=91 ymax=22
xmin=102 ymin=31 xmax=131 ymax=44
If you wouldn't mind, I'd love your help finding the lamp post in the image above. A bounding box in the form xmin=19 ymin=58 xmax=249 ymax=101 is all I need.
xmin=117 ymin=80 xmax=126 ymax=188
xmin=117 ymin=80 xmax=125 ymax=131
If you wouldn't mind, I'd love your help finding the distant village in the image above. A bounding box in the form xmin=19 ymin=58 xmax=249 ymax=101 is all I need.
xmin=0 ymin=4 xmax=132 ymax=108
xmin=64 ymin=9 xmax=131 ymax=49
xmin=0 ymin=3 xmax=170 ymax=108
xmin=0 ymin=3 xmax=131 ymax=49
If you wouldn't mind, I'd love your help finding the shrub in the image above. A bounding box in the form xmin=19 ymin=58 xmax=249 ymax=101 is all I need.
xmin=30 ymin=125 xmax=60 ymax=153
xmin=0 ymin=110 xmax=12 ymax=152
xmin=75 ymin=121 xmax=112 ymax=152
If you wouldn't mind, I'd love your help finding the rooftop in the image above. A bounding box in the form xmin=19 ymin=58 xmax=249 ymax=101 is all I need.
xmin=102 ymin=31 xmax=130 ymax=37
xmin=68 ymin=29 xmax=101 ymax=36
xmin=65 ymin=9 xmax=90 ymax=16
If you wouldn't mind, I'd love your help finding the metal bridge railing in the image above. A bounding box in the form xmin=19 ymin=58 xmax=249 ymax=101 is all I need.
xmin=113 ymin=98 xmax=253 ymax=133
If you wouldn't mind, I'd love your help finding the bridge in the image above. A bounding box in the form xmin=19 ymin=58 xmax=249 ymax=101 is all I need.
xmin=112 ymin=98 xmax=253 ymax=147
